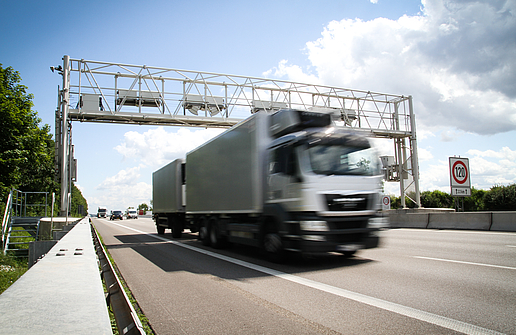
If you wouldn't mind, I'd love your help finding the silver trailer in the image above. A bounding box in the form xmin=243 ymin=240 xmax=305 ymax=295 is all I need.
xmin=153 ymin=109 xmax=387 ymax=261
xmin=153 ymin=159 xmax=186 ymax=237
xmin=186 ymin=112 xmax=269 ymax=214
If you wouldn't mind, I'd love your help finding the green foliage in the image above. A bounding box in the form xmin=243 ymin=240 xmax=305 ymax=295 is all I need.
xmin=0 ymin=253 xmax=28 ymax=294
xmin=0 ymin=64 xmax=88 ymax=218
xmin=484 ymin=184 xmax=516 ymax=211
xmin=464 ymin=187 xmax=487 ymax=211
xmin=70 ymin=183 xmax=88 ymax=216
xmin=421 ymin=190 xmax=453 ymax=209
xmin=388 ymin=184 xmax=516 ymax=211
xmin=137 ymin=203 xmax=149 ymax=213
xmin=0 ymin=64 xmax=57 ymax=203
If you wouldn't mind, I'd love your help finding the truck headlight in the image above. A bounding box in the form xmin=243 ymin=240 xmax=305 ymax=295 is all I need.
xmin=367 ymin=217 xmax=389 ymax=229
xmin=300 ymin=221 xmax=329 ymax=231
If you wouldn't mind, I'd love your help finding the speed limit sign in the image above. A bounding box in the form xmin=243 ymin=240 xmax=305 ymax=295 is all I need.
xmin=449 ymin=157 xmax=471 ymax=196
xmin=382 ymin=195 xmax=391 ymax=210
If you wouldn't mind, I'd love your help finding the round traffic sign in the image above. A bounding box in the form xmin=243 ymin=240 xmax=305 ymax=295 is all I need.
xmin=452 ymin=160 xmax=468 ymax=184
xmin=382 ymin=196 xmax=390 ymax=206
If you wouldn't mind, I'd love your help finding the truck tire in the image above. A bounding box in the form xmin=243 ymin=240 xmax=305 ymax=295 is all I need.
xmin=262 ymin=220 xmax=285 ymax=263
xmin=340 ymin=251 xmax=356 ymax=258
xmin=157 ymin=225 xmax=165 ymax=235
xmin=171 ymin=217 xmax=183 ymax=238
xmin=209 ymin=218 xmax=226 ymax=249
xmin=198 ymin=217 xmax=210 ymax=246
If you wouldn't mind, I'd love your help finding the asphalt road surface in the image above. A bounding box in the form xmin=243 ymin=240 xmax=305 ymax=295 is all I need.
xmin=93 ymin=218 xmax=516 ymax=335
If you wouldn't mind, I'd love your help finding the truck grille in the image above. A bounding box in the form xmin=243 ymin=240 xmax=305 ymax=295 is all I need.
xmin=325 ymin=194 xmax=371 ymax=211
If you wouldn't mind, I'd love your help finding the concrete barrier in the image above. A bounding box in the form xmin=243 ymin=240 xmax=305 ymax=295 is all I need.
xmin=388 ymin=210 xmax=516 ymax=232
xmin=427 ymin=212 xmax=492 ymax=230
xmin=491 ymin=212 xmax=516 ymax=232
xmin=38 ymin=217 xmax=81 ymax=240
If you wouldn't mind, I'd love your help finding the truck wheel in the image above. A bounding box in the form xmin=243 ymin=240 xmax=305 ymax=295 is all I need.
xmin=263 ymin=231 xmax=285 ymax=263
xmin=209 ymin=219 xmax=226 ymax=249
xmin=199 ymin=218 xmax=210 ymax=246
xmin=340 ymin=251 xmax=356 ymax=258
xmin=157 ymin=225 xmax=165 ymax=235
xmin=171 ymin=217 xmax=183 ymax=238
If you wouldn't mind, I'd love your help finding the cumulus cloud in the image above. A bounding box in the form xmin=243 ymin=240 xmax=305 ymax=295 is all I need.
xmin=97 ymin=167 xmax=141 ymax=190
xmin=91 ymin=181 xmax=151 ymax=211
xmin=467 ymin=146 xmax=516 ymax=186
xmin=271 ymin=0 xmax=516 ymax=135
xmin=114 ymin=127 xmax=224 ymax=168
xmin=93 ymin=167 xmax=152 ymax=210
xmin=416 ymin=147 xmax=516 ymax=192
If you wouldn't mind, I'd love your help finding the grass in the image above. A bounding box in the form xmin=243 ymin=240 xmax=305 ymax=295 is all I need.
xmin=0 ymin=253 xmax=28 ymax=294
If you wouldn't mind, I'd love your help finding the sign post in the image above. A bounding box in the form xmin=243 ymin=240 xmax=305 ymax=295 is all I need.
xmin=449 ymin=157 xmax=471 ymax=197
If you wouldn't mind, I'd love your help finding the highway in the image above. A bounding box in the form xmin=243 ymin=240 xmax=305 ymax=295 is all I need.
xmin=93 ymin=217 xmax=516 ymax=335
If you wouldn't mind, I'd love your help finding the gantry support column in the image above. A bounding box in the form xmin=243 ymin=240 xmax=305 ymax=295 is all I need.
xmin=59 ymin=55 xmax=70 ymax=217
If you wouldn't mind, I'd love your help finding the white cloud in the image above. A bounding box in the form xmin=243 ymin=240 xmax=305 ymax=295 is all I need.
xmin=417 ymin=147 xmax=433 ymax=162
xmin=97 ymin=167 xmax=141 ymax=190
xmin=93 ymin=167 xmax=152 ymax=210
xmin=466 ymin=147 xmax=516 ymax=187
xmin=89 ymin=127 xmax=224 ymax=211
xmin=114 ymin=127 xmax=224 ymax=168
xmin=271 ymin=0 xmax=516 ymax=136
xmin=90 ymin=181 xmax=151 ymax=212
xmin=467 ymin=146 xmax=516 ymax=161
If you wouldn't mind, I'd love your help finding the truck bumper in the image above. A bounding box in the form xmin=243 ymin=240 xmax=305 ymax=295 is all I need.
xmin=283 ymin=229 xmax=380 ymax=254
xmin=282 ymin=213 xmax=385 ymax=254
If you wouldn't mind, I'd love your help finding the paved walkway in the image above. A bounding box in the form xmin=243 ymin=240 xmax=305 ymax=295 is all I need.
xmin=0 ymin=218 xmax=112 ymax=335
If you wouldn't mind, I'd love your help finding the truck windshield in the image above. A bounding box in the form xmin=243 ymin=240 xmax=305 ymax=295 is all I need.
xmin=307 ymin=145 xmax=380 ymax=176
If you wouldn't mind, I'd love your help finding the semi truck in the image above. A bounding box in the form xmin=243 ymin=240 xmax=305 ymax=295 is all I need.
xmin=153 ymin=109 xmax=387 ymax=260
xmin=97 ymin=206 xmax=108 ymax=218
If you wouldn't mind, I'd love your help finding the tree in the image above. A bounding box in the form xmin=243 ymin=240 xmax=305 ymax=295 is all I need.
xmin=70 ymin=184 xmax=88 ymax=216
xmin=484 ymin=184 xmax=516 ymax=211
xmin=463 ymin=187 xmax=487 ymax=211
xmin=138 ymin=203 xmax=149 ymax=213
xmin=420 ymin=190 xmax=453 ymax=209
xmin=0 ymin=64 xmax=57 ymax=202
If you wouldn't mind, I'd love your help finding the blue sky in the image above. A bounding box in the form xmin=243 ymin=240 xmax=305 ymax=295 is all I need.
xmin=2 ymin=0 xmax=515 ymax=212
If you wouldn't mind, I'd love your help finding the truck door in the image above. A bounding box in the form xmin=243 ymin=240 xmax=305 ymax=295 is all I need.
xmin=267 ymin=145 xmax=301 ymax=208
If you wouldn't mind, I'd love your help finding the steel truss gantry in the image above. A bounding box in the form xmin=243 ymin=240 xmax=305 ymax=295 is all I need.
xmin=54 ymin=55 xmax=421 ymax=215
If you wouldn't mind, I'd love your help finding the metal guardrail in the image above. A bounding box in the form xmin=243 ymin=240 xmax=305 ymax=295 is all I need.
xmin=1 ymin=191 xmax=13 ymax=251
xmin=91 ymin=223 xmax=146 ymax=335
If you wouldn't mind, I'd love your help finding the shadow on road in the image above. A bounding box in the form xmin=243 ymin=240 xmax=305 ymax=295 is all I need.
xmin=104 ymin=229 xmax=376 ymax=281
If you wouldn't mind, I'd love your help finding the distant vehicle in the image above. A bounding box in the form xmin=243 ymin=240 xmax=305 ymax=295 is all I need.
xmin=126 ymin=209 xmax=138 ymax=219
xmin=110 ymin=210 xmax=124 ymax=220
xmin=97 ymin=206 xmax=108 ymax=218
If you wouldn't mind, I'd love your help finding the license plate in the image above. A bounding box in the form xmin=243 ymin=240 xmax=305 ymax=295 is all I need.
xmin=337 ymin=244 xmax=363 ymax=252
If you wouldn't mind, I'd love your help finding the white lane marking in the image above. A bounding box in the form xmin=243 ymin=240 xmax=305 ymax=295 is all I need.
xmin=413 ymin=256 xmax=516 ymax=271
xmin=106 ymin=221 xmax=504 ymax=335
xmin=507 ymin=245 xmax=516 ymax=248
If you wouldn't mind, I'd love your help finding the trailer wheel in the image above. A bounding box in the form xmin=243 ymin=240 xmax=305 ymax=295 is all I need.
xmin=199 ymin=217 xmax=210 ymax=246
xmin=171 ymin=217 xmax=183 ymax=238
